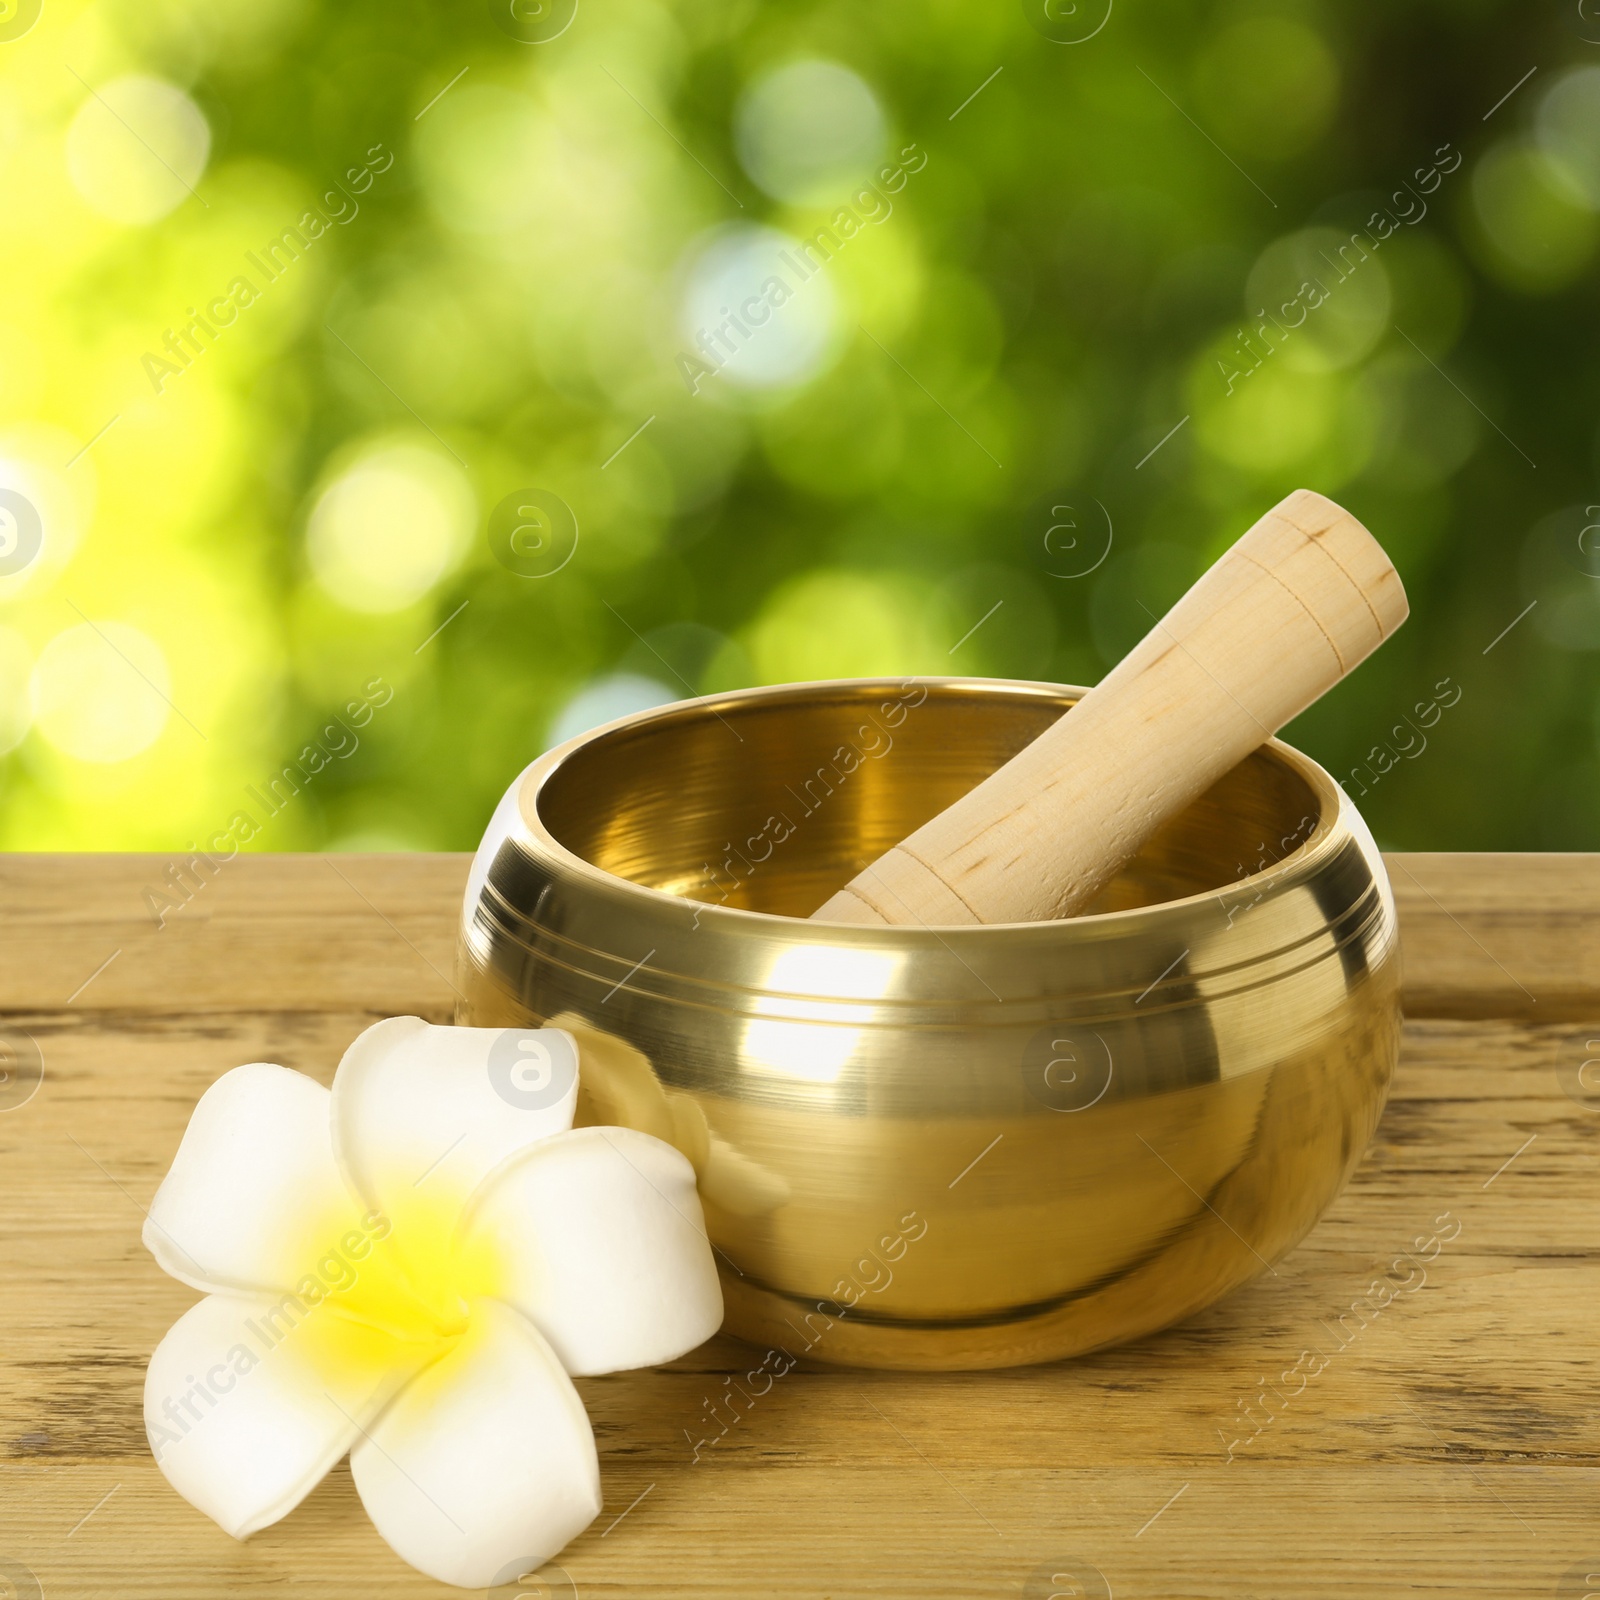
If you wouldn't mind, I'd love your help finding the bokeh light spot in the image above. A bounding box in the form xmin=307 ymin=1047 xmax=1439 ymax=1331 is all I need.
xmin=1470 ymin=139 xmax=1598 ymax=293
xmin=65 ymin=76 xmax=210 ymax=225
xmin=1245 ymin=227 xmax=1391 ymax=373
xmin=307 ymin=443 xmax=475 ymax=614
xmin=735 ymin=59 xmax=886 ymax=206
xmin=680 ymin=225 xmax=840 ymax=393
xmin=1192 ymin=19 xmax=1339 ymax=160
xmin=1536 ymin=66 xmax=1600 ymax=210
xmin=31 ymin=622 xmax=171 ymax=763
xmin=415 ymin=85 xmax=544 ymax=235
xmin=1193 ymin=356 xmax=1345 ymax=476
xmin=745 ymin=569 xmax=935 ymax=682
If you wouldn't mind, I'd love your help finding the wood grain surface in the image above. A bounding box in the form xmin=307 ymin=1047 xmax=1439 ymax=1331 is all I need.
xmin=1 ymin=852 xmax=1597 ymax=1599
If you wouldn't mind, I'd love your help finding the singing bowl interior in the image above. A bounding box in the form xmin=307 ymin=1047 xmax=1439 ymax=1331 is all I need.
xmin=458 ymin=678 xmax=1401 ymax=1370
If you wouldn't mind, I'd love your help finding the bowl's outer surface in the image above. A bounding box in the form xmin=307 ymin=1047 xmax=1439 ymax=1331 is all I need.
xmin=458 ymin=678 xmax=1401 ymax=1370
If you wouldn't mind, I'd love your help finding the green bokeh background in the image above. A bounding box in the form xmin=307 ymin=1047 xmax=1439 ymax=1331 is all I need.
xmin=3 ymin=0 xmax=1599 ymax=855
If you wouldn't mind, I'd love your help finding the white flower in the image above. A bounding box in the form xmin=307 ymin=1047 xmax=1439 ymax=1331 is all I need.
xmin=141 ymin=1017 xmax=723 ymax=1588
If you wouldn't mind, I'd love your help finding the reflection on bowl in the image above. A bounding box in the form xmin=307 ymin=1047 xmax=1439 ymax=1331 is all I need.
xmin=458 ymin=678 xmax=1400 ymax=1370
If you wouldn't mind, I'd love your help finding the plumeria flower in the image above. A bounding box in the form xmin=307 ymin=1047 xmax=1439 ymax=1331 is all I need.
xmin=142 ymin=1018 xmax=723 ymax=1588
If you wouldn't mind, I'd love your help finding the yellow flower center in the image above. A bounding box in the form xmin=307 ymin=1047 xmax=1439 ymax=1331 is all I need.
xmin=284 ymin=1178 xmax=505 ymax=1356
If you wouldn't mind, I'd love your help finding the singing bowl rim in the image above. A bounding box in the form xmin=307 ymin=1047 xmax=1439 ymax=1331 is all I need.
xmin=500 ymin=674 xmax=1355 ymax=944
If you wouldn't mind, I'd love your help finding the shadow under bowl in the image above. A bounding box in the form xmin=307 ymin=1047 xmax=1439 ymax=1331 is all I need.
xmin=458 ymin=677 xmax=1400 ymax=1369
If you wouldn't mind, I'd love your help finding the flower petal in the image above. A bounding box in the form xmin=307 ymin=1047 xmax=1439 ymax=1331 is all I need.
xmin=349 ymin=1298 xmax=600 ymax=1589
xmin=145 ymin=1063 xmax=367 ymax=1295
xmin=331 ymin=1019 xmax=579 ymax=1262
xmin=146 ymin=1292 xmax=438 ymax=1538
xmin=459 ymin=1126 xmax=724 ymax=1376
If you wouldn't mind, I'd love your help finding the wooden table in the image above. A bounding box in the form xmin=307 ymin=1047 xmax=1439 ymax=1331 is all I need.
xmin=2 ymin=853 xmax=1597 ymax=1599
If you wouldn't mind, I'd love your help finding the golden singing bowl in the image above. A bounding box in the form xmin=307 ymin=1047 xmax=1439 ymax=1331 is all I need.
xmin=457 ymin=678 xmax=1400 ymax=1370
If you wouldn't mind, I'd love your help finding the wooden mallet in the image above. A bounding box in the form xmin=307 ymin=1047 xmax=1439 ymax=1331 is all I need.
xmin=812 ymin=489 xmax=1408 ymax=927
